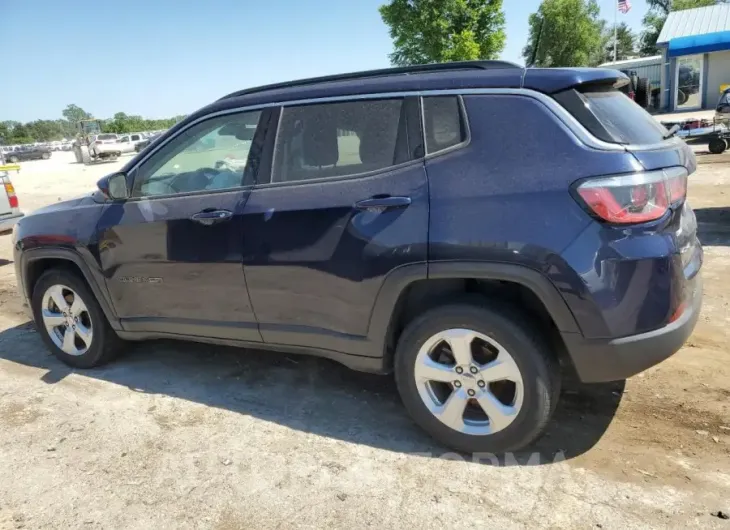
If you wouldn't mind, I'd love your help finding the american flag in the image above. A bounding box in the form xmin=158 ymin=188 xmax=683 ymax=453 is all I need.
xmin=618 ymin=0 xmax=632 ymax=13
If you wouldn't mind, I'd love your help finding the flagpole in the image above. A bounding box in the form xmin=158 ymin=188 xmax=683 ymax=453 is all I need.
xmin=614 ymin=0 xmax=618 ymax=62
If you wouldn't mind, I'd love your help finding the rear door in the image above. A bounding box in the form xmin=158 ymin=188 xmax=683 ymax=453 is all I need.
xmin=97 ymin=108 xmax=273 ymax=341
xmin=241 ymin=97 xmax=428 ymax=351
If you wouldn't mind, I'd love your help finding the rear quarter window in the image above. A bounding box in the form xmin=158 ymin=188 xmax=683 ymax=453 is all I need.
xmin=554 ymin=88 xmax=669 ymax=145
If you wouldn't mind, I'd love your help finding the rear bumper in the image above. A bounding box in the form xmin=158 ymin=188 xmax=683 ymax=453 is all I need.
xmin=563 ymin=273 xmax=703 ymax=383
xmin=0 ymin=211 xmax=23 ymax=234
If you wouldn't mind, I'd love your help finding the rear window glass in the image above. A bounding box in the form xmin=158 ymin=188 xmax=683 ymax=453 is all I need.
xmin=97 ymin=134 xmax=117 ymax=141
xmin=556 ymin=89 xmax=669 ymax=145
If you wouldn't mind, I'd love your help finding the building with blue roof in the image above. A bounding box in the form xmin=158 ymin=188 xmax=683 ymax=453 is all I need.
xmin=657 ymin=4 xmax=730 ymax=112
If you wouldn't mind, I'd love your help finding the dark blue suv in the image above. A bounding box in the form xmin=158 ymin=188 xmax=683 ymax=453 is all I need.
xmin=12 ymin=61 xmax=702 ymax=453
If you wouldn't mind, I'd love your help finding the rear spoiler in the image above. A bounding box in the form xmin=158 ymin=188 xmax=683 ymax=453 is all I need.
xmin=523 ymin=68 xmax=629 ymax=94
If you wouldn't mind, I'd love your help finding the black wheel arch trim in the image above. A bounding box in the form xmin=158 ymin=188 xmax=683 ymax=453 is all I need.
xmin=367 ymin=261 xmax=580 ymax=356
xmin=20 ymin=247 xmax=122 ymax=331
xmin=427 ymin=261 xmax=580 ymax=333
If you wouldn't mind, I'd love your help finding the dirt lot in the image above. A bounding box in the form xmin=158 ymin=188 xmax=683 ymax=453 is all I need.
xmin=0 ymin=151 xmax=728 ymax=529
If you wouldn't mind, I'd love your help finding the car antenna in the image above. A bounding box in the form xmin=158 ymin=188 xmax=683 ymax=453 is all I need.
xmin=528 ymin=18 xmax=545 ymax=68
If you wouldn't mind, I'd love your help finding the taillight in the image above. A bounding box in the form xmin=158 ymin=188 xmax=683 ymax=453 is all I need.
xmin=3 ymin=179 xmax=19 ymax=209
xmin=575 ymin=167 xmax=688 ymax=224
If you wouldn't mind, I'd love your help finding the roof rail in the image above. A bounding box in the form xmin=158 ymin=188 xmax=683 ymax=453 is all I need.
xmin=219 ymin=60 xmax=522 ymax=100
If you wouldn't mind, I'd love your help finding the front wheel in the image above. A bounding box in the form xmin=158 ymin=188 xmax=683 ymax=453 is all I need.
xmin=41 ymin=152 xmax=50 ymax=160
xmin=32 ymin=269 xmax=123 ymax=368
xmin=8 ymin=156 xmax=18 ymax=163
xmin=394 ymin=302 xmax=560 ymax=454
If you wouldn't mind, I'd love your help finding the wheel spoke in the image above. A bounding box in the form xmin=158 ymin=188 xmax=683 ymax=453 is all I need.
xmin=433 ymin=389 xmax=468 ymax=431
xmin=415 ymin=357 xmax=455 ymax=383
xmin=69 ymin=296 xmax=86 ymax=317
xmin=480 ymin=352 xmax=521 ymax=383
xmin=74 ymin=323 xmax=92 ymax=347
xmin=41 ymin=309 xmax=65 ymax=328
xmin=443 ymin=329 xmax=474 ymax=365
xmin=48 ymin=285 xmax=69 ymax=313
xmin=61 ymin=328 xmax=77 ymax=354
xmin=476 ymin=392 xmax=518 ymax=432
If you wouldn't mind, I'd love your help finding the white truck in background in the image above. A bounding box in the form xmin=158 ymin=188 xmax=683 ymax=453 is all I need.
xmin=115 ymin=133 xmax=146 ymax=154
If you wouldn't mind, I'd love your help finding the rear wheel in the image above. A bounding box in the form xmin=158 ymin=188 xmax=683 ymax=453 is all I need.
xmin=394 ymin=302 xmax=560 ymax=453
xmin=709 ymin=137 xmax=727 ymax=154
xmin=32 ymin=269 xmax=122 ymax=368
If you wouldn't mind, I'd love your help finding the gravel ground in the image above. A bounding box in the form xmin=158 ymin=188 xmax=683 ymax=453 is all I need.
xmin=0 ymin=151 xmax=728 ymax=529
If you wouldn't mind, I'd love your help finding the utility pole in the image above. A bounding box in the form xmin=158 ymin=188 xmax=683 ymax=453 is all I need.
xmin=614 ymin=0 xmax=618 ymax=62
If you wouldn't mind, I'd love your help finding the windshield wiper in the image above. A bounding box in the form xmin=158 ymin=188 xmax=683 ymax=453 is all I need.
xmin=663 ymin=124 xmax=681 ymax=139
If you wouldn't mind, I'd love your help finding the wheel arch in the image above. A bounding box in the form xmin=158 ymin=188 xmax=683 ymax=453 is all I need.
xmin=367 ymin=261 xmax=581 ymax=370
xmin=21 ymin=248 xmax=121 ymax=331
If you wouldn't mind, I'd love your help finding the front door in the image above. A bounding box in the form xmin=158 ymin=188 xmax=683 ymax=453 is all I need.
xmin=241 ymin=97 xmax=428 ymax=352
xmin=97 ymin=108 xmax=272 ymax=341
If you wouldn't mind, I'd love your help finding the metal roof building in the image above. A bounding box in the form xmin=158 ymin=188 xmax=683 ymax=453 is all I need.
xmin=655 ymin=5 xmax=730 ymax=111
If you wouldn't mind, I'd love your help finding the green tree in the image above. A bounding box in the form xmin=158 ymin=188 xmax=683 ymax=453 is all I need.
xmin=603 ymin=22 xmax=636 ymax=62
xmin=523 ymin=0 xmax=603 ymax=67
xmin=61 ymin=104 xmax=92 ymax=124
xmin=379 ymin=0 xmax=506 ymax=66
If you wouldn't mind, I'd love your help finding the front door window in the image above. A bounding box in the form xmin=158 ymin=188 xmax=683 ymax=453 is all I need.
xmin=675 ymin=55 xmax=703 ymax=111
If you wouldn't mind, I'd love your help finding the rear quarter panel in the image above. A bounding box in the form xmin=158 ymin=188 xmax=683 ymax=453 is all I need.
xmin=427 ymin=94 xmax=647 ymax=337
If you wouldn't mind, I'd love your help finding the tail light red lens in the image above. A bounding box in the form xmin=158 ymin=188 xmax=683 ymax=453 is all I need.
xmin=3 ymin=180 xmax=19 ymax=209
xmin=575 ymin=167 xmax=688 ymax=224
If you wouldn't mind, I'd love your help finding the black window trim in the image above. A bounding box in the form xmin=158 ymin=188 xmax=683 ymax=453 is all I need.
xmin=255 ymin=96 xmax=425 ymax=189
xmin=421 ymin=94 xmax=471 ymax=158
xmin=127 ymin=87 xmax=671 ymax=189
xmin=125 ymin=107 xmax=274 ymax=202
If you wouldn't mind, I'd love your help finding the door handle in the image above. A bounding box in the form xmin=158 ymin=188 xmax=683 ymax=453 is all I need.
xmin=354 ymin=196 xmax=411 ymax=211
xmin=190 ymin=209 xmax=233 ymax=226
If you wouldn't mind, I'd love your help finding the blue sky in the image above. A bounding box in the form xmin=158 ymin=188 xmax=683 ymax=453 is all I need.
xmin=4 ymin=0 xmax=649 ymax=122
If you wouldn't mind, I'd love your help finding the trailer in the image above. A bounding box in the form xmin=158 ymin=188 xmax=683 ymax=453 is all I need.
xmin=661 ymin=88 xmax=730 ymax=154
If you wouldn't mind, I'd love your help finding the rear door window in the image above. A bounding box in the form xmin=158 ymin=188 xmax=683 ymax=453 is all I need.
xmin=554 ymin=88 xmax=669 ymax=145
xmin=271 ymin=98 xmax=418 ymax=184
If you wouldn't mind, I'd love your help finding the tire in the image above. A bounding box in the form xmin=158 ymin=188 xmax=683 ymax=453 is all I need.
xmin=80 ymin=145 xmax=91 ymax=164
xmin=31 ymin=269 xmax=123 ymax=369
xmin=677 ymin=90 xmax=688 ymax=106
xmin=394 ymin=301 xmax=561 ymax=454
xmin=8 ymin=156 xmax=18 ymax=163
xmin=636 ymin=78 xmax=651 ymax=109
xmin=709 ymin=138 xmax=727 ymax=155
xmin=41 ymin=152 xmax=50 ymax=160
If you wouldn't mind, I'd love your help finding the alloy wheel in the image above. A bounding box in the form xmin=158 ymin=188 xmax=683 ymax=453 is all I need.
xmin=413 ymin=328 xmax=524 ymax=435
xmin=41 ymin=284 xmax=93 ymax=356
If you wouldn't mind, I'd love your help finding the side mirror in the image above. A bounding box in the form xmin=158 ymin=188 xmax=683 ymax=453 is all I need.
xmin=97 ymin=172 xmax=130 ymax=200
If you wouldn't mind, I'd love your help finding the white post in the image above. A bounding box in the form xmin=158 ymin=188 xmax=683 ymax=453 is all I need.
xmin=613 ymin=0 xmax=618 ymax=62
